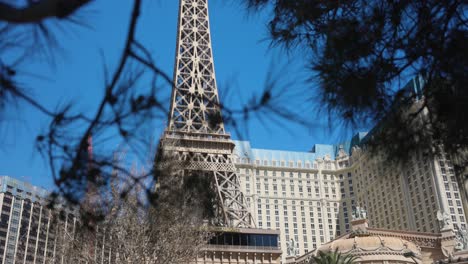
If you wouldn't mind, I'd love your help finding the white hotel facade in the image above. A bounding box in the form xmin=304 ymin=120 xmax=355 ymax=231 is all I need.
xmin=233 ymin=130 xmax=467 ymax=260
xmin=0 ymin=176 xmax=78 ymax=264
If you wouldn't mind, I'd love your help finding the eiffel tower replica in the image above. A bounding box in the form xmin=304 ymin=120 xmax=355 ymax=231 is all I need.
xmin=158 ymin=0 xmax=253 ymax=228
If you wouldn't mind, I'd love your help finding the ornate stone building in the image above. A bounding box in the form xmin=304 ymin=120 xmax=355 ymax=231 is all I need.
xmin=285 ymin=212 xmax=468 ymax=264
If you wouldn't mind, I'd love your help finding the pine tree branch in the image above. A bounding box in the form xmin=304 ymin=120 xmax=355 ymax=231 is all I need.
xmin=0 ymin=0 xmax=91 ymax=23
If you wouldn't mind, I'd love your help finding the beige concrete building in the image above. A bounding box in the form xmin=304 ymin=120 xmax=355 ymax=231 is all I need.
xmin=233 ymin=141 xmax=357 ymax=261
xmin=352 ymin=145 xmax=466 ymax=233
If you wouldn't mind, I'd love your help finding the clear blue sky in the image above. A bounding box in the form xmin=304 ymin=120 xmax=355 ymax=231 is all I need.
xmin=0 ymin=0 xmax=366 ymax=190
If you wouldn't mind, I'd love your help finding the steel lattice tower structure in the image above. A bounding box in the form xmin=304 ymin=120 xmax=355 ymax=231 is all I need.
xmin=158 ymin=0 xmax=254 ymax=228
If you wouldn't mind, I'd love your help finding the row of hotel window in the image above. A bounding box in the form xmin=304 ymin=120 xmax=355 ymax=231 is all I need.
xmin=236 ymin=158 xmax=338 ymax=170
xmin=266 ymin=223 xmax=341 ymax=252
xmin=246 ymin=178 xmax=351 ymax=186
xmin=1 ymin=184 xmax=44 ymax=200
xmin=440 ymin=162 xmax=466 ymax=228
xmin=258 ymin=217 xmax=339 ymax=237
xmin=247 ymin=189 xmax=351 ymax=200
xmin=240 ymin=170 xmax=353 ymax=181
xmin=254 ymin=199 xmax=355 ymax=211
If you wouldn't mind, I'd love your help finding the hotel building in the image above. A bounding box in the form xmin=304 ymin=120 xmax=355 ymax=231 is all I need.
xmin=232 ymin=78 xmax=467 ymax=260
xmin=233 ymin=141 xmax=356 ymax=260
xmin=0 ymin=176 xmax=76 ymax=264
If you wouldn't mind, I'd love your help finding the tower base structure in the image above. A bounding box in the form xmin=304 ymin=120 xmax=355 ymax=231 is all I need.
xmin=194 ymin=228 xmax=282 ymax=264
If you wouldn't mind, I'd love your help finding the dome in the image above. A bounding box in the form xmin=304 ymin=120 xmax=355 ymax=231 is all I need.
xmin=317 ymin=232 xmax=422 ymax=264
